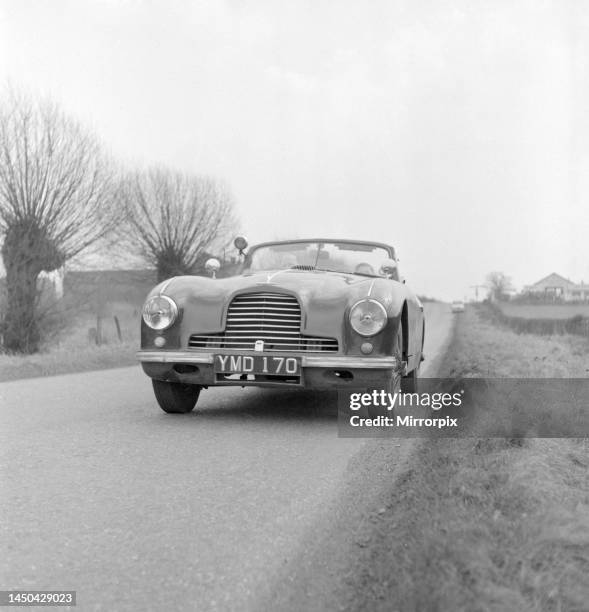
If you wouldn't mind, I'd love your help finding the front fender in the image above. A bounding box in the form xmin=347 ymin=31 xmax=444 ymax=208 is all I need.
xmin=341 ymin=279 xmax=407 ymax=356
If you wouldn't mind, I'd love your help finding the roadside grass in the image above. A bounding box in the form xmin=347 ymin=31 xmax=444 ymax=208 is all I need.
xmin=446 ymin=307 xmax=589 ymax=378
xmin=487 ymin=302 xmax=589 ymax=339
xmin=0 ymin=341 xmax=138 ymax=382
xmin=351 ymin=437 xmax=589 ymax=612
xmin=0 ymin=303 xmax=140 ymax=383
xmin=345 ymin=306 xmax=589 ymax=612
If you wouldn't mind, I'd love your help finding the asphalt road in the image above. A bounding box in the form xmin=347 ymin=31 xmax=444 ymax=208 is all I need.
xmin=0 ymin=303 xmax=453 ymax=612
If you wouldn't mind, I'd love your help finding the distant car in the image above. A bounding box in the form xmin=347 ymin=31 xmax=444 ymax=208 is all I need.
xmin=137 ymin=237 xmax=426 ymax=413
xmin=451 ymin=300 xmax=465 ymax=313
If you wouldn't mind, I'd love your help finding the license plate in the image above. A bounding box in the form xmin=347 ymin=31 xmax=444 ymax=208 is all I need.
xmin=214 ymin=354 xmax=301 ymax=376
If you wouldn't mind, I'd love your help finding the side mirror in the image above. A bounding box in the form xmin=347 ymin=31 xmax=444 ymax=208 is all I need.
xmin=379 ymin=258 xmax=397 ymax=278
xmin=234 ymin=235 xmax=248 ymax=255
xmin=205 ymin=258 xmax=221 ymax=279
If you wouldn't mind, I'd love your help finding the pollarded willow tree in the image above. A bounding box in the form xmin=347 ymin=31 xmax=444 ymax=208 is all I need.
xmin=119 ymin=167 xmax=237 ymax=283
xmin=0 ymin=87 xmax=118 ymax=353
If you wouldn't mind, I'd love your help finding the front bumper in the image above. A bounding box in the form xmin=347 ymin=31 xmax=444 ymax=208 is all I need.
xmin=136 ymin=350 xmax=398 ymax=389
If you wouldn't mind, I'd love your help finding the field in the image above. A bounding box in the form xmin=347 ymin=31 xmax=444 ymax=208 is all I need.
xmin=448 ymin=305 xmax=589 ymax=378
xmin=341 ymin=305 xmax=589 ymax=611
xmin=0 ymin=270 xmax=157 ymax=382
xmin=63 ymin=269 xmax=157 ymax=312
xmin=498 ymin=302 xmax=589 ymax=319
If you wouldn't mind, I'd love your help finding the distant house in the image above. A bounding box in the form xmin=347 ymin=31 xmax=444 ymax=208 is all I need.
xmin=523 ymin=273 xmax=589 ymax=302
xmin=569 ymin=283 xmax=589 ymax=302
xmin=37 ymin=267 xmax=65 ymax=301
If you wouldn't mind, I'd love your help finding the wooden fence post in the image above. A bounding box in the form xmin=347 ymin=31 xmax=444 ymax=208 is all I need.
xmin=113 ymin=315 xmax=122 ymax=342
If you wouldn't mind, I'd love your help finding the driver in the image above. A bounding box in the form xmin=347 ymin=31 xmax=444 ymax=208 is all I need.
xmin=354 ymin=262 xmax=374 ymax=275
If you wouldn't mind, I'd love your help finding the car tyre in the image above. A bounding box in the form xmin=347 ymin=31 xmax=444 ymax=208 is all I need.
xmin=152 ymin=380 xmax=201 ymax=414
xmin=381 ymin=322 xmax=403 ymax=395
xmin=367 ymin=325 xmax=403 ymax=419
xmin=402 ymin=320 xmax=423 ymax=393
xmin=402 ymin=367 xmax=418 ymax=393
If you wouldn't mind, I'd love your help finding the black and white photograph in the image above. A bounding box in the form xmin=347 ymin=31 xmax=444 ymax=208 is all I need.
xmin=0 ymin=1 xmax=588 ymax=610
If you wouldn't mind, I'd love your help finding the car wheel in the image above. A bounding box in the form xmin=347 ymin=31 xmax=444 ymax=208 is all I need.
xmin=367 ymin=325 xmax=403 ymax=419
xmin=152 ymin=380 xmax=201 ymax=414
xmin=401 ymin=320 xmax=422 ymax=393
xmin=377 ymin=322 xmax=403 ymax=395
xmin=402 ymin=367 xmax=418 ymax=393
xmin=384 ymin=369 xmax=402 ymax=395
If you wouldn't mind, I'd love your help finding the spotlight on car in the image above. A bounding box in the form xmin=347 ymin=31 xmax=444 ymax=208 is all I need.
xmin=205 ymin=258 xmax=221 ymax=278
xmin=234 ymin=235 xmax=248 ymax=253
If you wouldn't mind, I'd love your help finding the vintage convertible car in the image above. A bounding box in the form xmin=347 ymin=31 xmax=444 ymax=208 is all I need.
xmin=137 ymin=238 xmax=425 ymax=413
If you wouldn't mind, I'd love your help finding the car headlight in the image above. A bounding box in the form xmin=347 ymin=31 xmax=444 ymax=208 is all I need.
xmin=349 ymin=299 xmax=388 ymax=337
xmin=142 ymin=295 xmax=178 ymax=330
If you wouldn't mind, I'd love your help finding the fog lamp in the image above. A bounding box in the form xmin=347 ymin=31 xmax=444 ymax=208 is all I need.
xmin=360 ymin=342 xmax=373 ymax=354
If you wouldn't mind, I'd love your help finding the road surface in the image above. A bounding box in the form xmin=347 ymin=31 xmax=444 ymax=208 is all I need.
xmin=0 ymin=303 xmax=453 ymax=611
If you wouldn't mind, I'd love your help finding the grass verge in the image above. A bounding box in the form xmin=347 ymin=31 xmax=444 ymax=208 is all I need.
xmin=340 ymin=306 xmax=589 ymax=612
xmin=0 ymin=307 xmax=140 ymax=383
xmin=447 ymin=305 xmax=589 ymax=378
xmin=0 ymin=342 xmax=138 ymax=383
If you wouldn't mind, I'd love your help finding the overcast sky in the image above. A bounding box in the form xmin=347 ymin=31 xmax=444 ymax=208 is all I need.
xmin=1 ymin=0 xmax=587 ymax=300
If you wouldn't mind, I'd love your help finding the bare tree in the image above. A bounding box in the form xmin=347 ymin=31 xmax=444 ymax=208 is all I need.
xmin=119 ymin=167 xmax=237 ymax=282
xmin=0 ymin=87 xmax=118 ymax=353
xmin=486 ymin=271 xmax=513 ymax=301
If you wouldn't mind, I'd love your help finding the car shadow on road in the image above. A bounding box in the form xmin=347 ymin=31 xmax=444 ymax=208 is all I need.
xmin=184 ymin=388 xmax=340 ymax=423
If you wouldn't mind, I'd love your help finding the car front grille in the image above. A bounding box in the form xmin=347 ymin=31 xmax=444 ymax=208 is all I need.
xmin=188 ymin=292 xmax=338 ymax=352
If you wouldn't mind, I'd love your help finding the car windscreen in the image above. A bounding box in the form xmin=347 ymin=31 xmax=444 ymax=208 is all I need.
xmin=246 ymin=242 xmax=391 ymax=277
